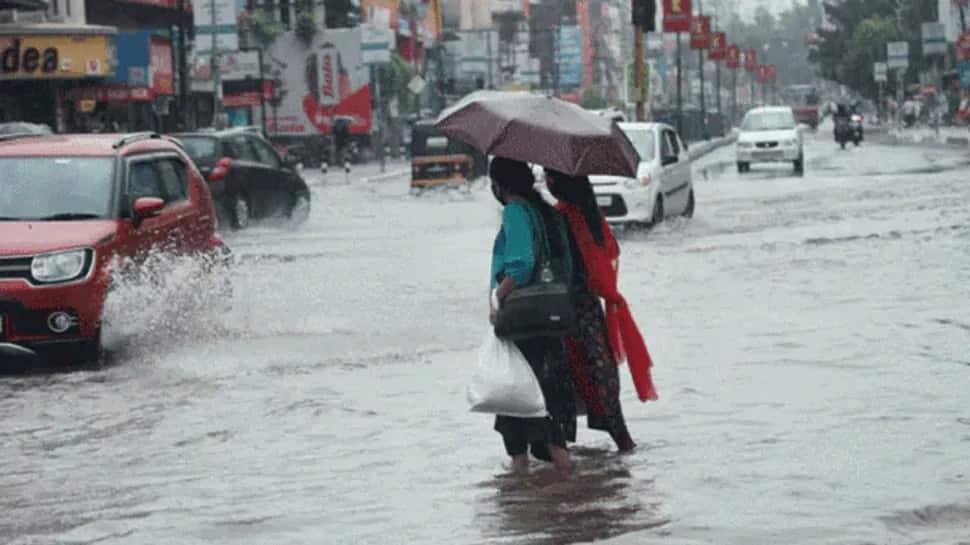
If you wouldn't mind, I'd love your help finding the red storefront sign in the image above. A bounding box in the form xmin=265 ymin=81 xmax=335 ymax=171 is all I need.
xmin=726 ymin=44 xmax=740 ymax=69
xmin=662 ymin=0 xmax=692 ymax=33
xmin=744 ymin=49 xmax=758 ymax=71
xmin=709 ymin=32 xmax=727 ymax=60
xmin=149 ymin=37 xmax=174 ymax=96
xmin=689 ymin=15 xmax=710 ymax=50
xmin=224 ymin=92 xmax=262 ymax=108
xmin=958 ymin=31 xmax=970 ymax=61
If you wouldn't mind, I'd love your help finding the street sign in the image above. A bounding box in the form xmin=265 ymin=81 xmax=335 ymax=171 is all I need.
xmin=887 ymin=41 xmax=909 ymax=69
xmin=662 ymin=0 xmax=691 ymax=33
xmin=873 ymin=62 xmax=888 ymax=83
xmin=361 ymin=24 xmax=392 ymax=65
xmin=194 ymin=0 xmax=239 ymax=53
xmin=556 ymin=25 xmax=584 ymax=87
xmin=408 ymin=75 xmax=426 ymax=94
xmin=744 ymin=49 xmax=757 ymax=71
xmin=921 ymin=22 xmax=947 ymax=56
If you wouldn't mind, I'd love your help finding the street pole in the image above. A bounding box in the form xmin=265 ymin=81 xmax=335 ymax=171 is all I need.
xmin=372 ymin=65 xmax=386 ymax=173
xmin=676 ymin=32 xmax=684 ymax=137
xmin=209 ymin=0 xmax=223 ymax=128
xmin=257 ymin=48 xmax=267 ymax=134
xmin=175 ymin=0 xmax=190 ymax=129
xmin=486 ymin=29 xmax=494 ymax=90
xmin=731 ymin=65 xmax=737 ymax=124
xmin=634 ymin=25 xmax=645 ymax=121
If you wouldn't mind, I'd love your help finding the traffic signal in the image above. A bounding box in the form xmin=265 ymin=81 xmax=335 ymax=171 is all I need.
xmin=632 ymin=0 xmax=656 ymax=31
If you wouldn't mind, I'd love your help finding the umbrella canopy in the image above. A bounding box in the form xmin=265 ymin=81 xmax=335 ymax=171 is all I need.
xmin=434 ymin=91 xmax=640 ymax=178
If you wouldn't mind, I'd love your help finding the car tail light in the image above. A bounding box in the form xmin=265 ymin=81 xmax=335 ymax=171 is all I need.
xmin=640 ymin=175 xmax=652 ymax=186
xmin=412 ymin=164 xmax=420 ymax=175
xmin=208 ymin=157 xmax=232 ymax=182
xmin=851 ymin=114 xmax=862 ymax=122
xmin=454 ymin=163 xmax=462 ymax=174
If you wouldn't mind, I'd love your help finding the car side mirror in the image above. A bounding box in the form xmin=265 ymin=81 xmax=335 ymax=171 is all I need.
xmin=132 ymin=197 xmax=164 ymax=227
xmin=207 ymin=157 xmax=233 ymax=182
xmin=662 ymin=155 xmax=679 ymax=167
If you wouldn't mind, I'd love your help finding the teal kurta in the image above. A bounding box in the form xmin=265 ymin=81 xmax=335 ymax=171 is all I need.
xmin=490 ymin=201 xmax=535 ymax=290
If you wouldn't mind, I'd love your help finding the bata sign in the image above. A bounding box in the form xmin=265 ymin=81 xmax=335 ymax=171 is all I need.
xmin=0 ymin=35 xmax=114 ymax=79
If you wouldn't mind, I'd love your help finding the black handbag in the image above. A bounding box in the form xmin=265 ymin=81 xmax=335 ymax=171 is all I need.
xmin=494 ymin=203 xmax=576 ymax=341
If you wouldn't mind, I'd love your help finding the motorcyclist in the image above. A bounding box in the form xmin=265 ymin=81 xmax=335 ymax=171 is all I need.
xmin=833 ymin=103 xmax=851 ymax=139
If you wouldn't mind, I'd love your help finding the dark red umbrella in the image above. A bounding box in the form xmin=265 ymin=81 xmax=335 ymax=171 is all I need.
xmin=434 ymin=91 xmax=640 ymax=178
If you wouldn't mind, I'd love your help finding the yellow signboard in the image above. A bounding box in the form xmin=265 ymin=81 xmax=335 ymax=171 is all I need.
xmin=0 ymin=34 xmax=114 ymax=80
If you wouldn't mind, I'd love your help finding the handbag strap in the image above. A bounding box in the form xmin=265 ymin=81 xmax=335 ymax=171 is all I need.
xmin=521 ymin=201 xmax=573 ymax=283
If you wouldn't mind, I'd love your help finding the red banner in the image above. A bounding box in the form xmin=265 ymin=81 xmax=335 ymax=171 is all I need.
xmin=767 ymin=64 xmax=777 ymax=82
xmin=757 ymin=64 xmax=776 ymax=83
xmin=662 ymin=0 xmax=691 ymax=33
xmin=224 ymin=92 xmax=262 ymax=108
xmin=690 ymin=15 xmax=710 ymax=50
xmin=149 ymin=37 xmax=174 ymax=96
xmin=744 ymin=49 xmax=758 ymax=71
xmin=709 ymin=32 xmax=726 ymax=60
xmin=726 ymin=44 xmax=740 ymax=69
xmin=958 ymin=31 xmax=970 ymax=61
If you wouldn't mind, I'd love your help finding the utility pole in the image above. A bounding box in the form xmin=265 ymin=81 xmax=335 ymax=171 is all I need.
xmin=676 ymin=32 xmax=684 ymax=137
xmin=209 ymin=0 xmax=224 ymax=128
xmin=634 ymin=26 xmax=645 ymax=121
xmin=697 ymin=0 xmax=707 ymax=139
xmin=175 ymin=0 xmax=191 ymax=129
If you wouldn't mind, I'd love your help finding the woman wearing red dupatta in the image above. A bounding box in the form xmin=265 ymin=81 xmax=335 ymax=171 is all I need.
xmin=545 ymin=170 xmax=659 ymax=452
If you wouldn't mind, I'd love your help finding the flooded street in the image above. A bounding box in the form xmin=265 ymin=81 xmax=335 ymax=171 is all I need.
xmin=3 ymin=131 xmax=970 ymax=545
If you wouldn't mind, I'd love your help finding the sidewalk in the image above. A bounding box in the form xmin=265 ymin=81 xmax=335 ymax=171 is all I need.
xmin=309 ymin=158 xmax=410 ymax=185
xmin=884 ymin=126 xmax=970 ymax=150
xmin=688 ymin=129 xmax=739 ymax=161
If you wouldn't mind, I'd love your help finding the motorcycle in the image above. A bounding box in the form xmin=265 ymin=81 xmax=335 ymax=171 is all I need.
xmin=849 ymin=114 xmax=864 ymax=145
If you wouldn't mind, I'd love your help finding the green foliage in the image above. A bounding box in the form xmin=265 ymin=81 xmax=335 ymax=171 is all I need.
xmin=295 ymin=10 xmax=318 ymax=44
xmin=245 ymin=9 xmax=283 ymax=48
xmin=324 ymin=0 xmax=357 ymax=28
xmin=377 ymin=55 xmax=418 ymax=117
xmin=581 ymin=86 xmax=608 ymax=110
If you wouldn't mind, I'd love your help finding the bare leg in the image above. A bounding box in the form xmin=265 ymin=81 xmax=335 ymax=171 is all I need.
xmin=548 ymin=445 xmax=572 ymax=476
xmin=511 ymin=454 xmax=529 ymax=474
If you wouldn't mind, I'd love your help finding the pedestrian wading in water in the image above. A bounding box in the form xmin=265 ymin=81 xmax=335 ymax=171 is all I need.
xmin=545 ymin=169 xmax=658 ymax=452
xmin=487 ymin=157 xmax=577 ymax=475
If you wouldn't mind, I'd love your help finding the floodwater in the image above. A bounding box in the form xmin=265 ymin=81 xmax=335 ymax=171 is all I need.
xmin=2 ymin=128 xmax=969 ymax=545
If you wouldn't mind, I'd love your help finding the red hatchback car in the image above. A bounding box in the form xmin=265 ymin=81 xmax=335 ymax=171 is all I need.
xmin=0 ymin=132 xmax=228 ymax=366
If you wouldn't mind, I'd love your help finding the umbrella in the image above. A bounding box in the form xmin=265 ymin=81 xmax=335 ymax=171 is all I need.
xmin=434 ymin=91 xmax=640 ymax=178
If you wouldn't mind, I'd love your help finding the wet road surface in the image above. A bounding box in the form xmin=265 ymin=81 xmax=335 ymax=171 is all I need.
xmin=3 ymin=130 xmax=970 ymax=545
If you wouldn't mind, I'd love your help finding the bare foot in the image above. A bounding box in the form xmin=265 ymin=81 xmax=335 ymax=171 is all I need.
xmin=548 ymin=445 xmax=573 ymax=477
xmin=511 ymin=454 xmax=529 ymax=475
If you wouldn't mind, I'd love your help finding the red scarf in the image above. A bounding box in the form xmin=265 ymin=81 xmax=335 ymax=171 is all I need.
xmin=557 ymin=203 xmax=658 ymax=402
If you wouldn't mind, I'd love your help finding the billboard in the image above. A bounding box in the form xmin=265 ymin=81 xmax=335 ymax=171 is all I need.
xmin=264 ymin=30 xmax=372 ymax=137
xmin=689 ymin=15 xmax=710 ymax=50
xmin=662 ymin=0 xmax=691 ymax=33
xmin=556 ymin=25 xmax=584 ymax=87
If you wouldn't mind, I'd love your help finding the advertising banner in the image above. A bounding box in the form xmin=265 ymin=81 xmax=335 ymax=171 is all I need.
xmin=556 ymin=25 xmax=584 ymax=87
xmin=744 ymin=49 xmax=757 ymax=71
xmin=149 ymin=36 xmax=174 ymax=95
xmin=0 ymin=34 xmax=115 ymax=80
xmin=264 ymin=30 xmax=371 ymax=137
xmin=361 ymin=0 xmax=400 ymax=32
xmin=689 ymin=15 xmax=710 ymax=50
xmin=709 ymin=32 xmax=726 ymax=60
xmin=726 ymin=44 xmax=740 ymax=69
xmin=662 ymin=0 xmax=691 ymax=33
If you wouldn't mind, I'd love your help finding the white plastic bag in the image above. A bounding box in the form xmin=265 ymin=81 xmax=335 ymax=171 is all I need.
xmin=467 ymin=330 xmax=548 ymax=418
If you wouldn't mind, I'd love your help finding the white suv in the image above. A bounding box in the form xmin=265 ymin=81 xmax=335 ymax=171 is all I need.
xmin=736 ymin=107 xmax=804 ymax=175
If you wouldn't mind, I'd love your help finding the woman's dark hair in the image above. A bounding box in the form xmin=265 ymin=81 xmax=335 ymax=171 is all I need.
xmin=490 ymin=157 xmax=567 ymax=260
xmin=546 ymin=169 xmax=605 ymax=246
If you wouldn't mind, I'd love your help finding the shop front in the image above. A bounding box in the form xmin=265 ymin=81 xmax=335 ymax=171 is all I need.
xmin=190 ymin=49 xmax=266 ymax=129
xmin=0 ymin=27 xmax=117 ymax=130
xmin=59 ymin=31 xmax=176 ymax=132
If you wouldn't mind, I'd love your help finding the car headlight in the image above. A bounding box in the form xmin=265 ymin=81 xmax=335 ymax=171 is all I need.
xmin=623 ymin=178 xmax=639 ymax=190
xmin=31 ymin=249 xmax=92 ymax=284
xmin=738 ymin=142 xmax=754 ymax=149
xmin=782 ymin=139 xmax=797 ymax=147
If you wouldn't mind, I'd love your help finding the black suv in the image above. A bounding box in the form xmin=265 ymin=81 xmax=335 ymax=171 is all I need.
xmin=172 ymin=128 xmax=311 ymax=230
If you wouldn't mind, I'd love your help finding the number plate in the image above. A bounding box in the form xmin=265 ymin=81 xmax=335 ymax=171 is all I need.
xmin=596 ymin=195 xmax=613 ymax=206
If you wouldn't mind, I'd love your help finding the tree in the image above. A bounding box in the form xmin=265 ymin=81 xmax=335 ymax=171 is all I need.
xmin=324 ymin=0 xmax=357 ymax=28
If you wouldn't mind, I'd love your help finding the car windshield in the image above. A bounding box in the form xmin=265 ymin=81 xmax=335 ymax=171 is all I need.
xmin=623 ymin=129 xmax=656 ymax=162
xmin=0 ymin=157 xmax=115 ymax=221
xmin=742 ymin=111 xmax=796 ymax=131
xmin=178 ymin=136 xmax=218 ymax=162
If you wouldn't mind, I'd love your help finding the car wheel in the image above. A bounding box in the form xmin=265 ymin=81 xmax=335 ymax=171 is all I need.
xmin=794 ymin=156 xmax=804 ymax=175
xmin=81 ymin=328 xmax=106 ymax=369
xmin=287 ymin=193 xmax=311 ymax=229
xmin=650 ymin=196 xmax=665 ymax=227
xmin=840 ymin=141 xmax=846 ymax=150
xmin=737 ymin=162 xmax=749 ymax=173
xmin=231 ymin=193 xmax=251 ymax=230
xmin=682 ymin=190 xmax=695 ymax=218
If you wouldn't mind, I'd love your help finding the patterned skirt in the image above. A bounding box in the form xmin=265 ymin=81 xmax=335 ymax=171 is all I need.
xmin=564 ymin=288 xmax=630 ymax=437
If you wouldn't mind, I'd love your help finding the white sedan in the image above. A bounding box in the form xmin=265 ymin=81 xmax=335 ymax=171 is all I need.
xmin=589 ymin=122 xmax=694 ymax=226
xmin=736 ymin=106 xmax=804 ymax=175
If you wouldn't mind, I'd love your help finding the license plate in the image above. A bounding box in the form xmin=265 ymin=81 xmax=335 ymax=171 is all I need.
xmin=596 ymin=196 xmax=613 ymax=206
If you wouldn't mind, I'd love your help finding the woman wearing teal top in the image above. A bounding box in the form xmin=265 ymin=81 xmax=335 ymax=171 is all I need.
xmin=488 ymin=157 xmax=576 ymax=476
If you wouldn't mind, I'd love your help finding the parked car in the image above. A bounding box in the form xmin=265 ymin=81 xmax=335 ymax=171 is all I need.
xmin=589 ymin=122 xmax=694 ymax=226
xmin=0 ymin=132 xmax=228 ymax=366
xmin=736 ymin=107 xmax=804 ymax=174
xmin=173 ymin=128 xmax=311 ymax=230
xmin=409 ymin=120 xmax=486 ymax=192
